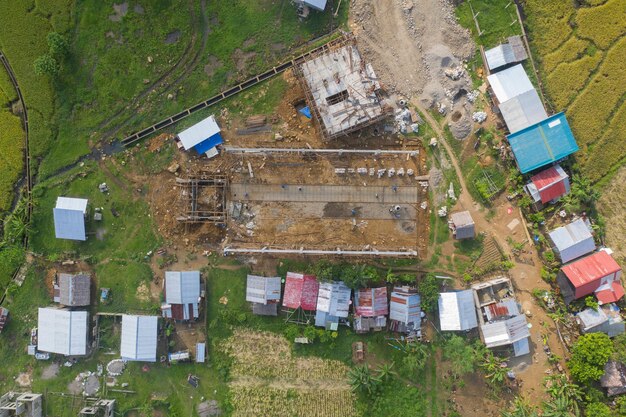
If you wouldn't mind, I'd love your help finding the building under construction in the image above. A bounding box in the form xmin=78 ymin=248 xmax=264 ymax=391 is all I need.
xmin=294 ymin=36 xmax=391 ymax=140
xmin=176 ymin=172 xmax=227 ymax=224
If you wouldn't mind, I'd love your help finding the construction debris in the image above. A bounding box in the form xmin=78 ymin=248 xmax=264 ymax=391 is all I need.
xmin=472 ymin=112 xmax=487 ymax=123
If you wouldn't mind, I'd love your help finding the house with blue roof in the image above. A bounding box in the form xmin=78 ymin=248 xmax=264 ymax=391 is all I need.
xmin=53 ymin=197 xmax=88 ymax=241
xmin=176 ymin=115 xmax=223 ymax=158
xmin=506 ymin=112 xmax=579 ymax=174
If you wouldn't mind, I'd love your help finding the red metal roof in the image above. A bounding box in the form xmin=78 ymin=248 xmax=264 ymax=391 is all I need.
xmin=355 ymin=287 xmax=388 ymax=317
xmin=282 ymin=272 xmax=319 ymax=311
xmin=531 ymin=166 xmax=568 ymax=203
xmin=562 ymin=251 xmax=622 ymax=288
xmin=596 ymin=282 xmax=625 ymax=304
xmin=488 ymin=303 xmax=510 ymax=318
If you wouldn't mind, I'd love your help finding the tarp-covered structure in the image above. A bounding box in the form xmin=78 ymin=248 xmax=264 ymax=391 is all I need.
xmin=548 ymin=218 xmax=595 ymax=264
xmin=37 ymin=308 xmax=88 ymax=356
xmin=121 ymin=315 xmax=158 ymax=362
xmin=53 ymin=197 xmax=88 ymax=241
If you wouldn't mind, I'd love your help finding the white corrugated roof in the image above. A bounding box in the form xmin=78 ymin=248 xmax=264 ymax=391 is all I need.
xmin=37 ymin=308 xmax=88 ymax=356
xmin=482 ymin=315 xmax=530 ymax=348
xmin=177 ymin=115 xmax=220 ymax=150
xmin=390 ymin=289 xmax=421 ymax=325
xmin=438 ymin=290 xmax=478 ymax=331
xmin=499 ymin=89 xmax=548 ymax=133
xmin=246 ymin=275 xmax=281 ymax=305
xmin=316 ymin=281 xmax=351 ymax=318
xmin=549 ymin=219 xmax=596 ymax=263
xmin=196 ymin=343 xmax=205 ymax=363
xmin=487 ymin=64 xmax=534 ymax=103
xmin=56 ymin=197 xmax=88 ymax=212
xmin=303 ymin=0 xmax=327 ymax=11
xmin=165 ymin=271 xmax=200 ymax=304
xmin=485 ymin=44 xmax=516 ymax=71
xmin=121 ymin=315 xmax=158 ymax=362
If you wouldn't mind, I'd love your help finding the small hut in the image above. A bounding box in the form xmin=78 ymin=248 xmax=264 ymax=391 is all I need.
xmin=450 ymin=211 xmax=475 ymax=240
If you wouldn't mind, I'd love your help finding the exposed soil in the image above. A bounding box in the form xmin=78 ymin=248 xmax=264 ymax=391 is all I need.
xmin=231 ymin=48 xmax=257 ymax=72
xmin=204 ymin=56 xmax=223 ymax=77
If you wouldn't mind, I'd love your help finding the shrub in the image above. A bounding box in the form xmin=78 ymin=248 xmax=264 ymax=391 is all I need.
xmin=568 ymin=333 xmax=613 ymax=384
xmin=584 ymin=402 xmax=611 ymax=417
xmin=418 ymin=273 xmax=439 ymax=312
xmin=33 ymin=53 xmax=59 ymax=77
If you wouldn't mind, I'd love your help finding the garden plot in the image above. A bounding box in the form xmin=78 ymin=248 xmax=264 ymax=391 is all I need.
xmin=221 ymin=329 xmax=357 ymax=417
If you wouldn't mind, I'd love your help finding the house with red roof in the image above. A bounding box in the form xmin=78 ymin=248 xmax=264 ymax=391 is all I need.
xmin=523 ymin=165 xmax=570 ymax=210
xmin=354 ymin=287 xmax=389 ymax=333
xmin=557 ymin=250 xmax=624 ymax=305
xmin=282 ymin=272 xmax=319 ymax=324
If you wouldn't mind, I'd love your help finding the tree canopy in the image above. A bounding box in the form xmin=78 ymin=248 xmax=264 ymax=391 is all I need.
xmin=568 ymin=333 xmax=613 ymax=384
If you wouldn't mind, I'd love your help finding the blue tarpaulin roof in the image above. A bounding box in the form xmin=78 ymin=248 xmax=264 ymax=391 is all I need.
xmin=506 ymin=112 xmax=579 ymax=173
xmin=194 ymin=133 xmax=223 ymax=155
xmin=299 ymin=106 xmax=312 ymax=119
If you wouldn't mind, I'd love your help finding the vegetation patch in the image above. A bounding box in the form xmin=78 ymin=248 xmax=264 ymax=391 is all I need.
xmin=541 ymin=36 xmax=590 ymax=73
xmin=545 ymin=52 xmax=603 ymax=110
xmin=524 ymin=1 xmax=575 ymax=56
xmin=575 ymin=0 xmax=626 ymax=50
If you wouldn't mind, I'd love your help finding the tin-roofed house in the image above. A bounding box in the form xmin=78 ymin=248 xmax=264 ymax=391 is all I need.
xmin=548 ymin=218 xmax=596 ymax=264
xmin=484 ymin=36 xmax=528 ymax=72
xmin=246 ymin=275 xmax=282 ymax=316
xmin=506 ymin=112 xmax=579 ymax=174
xmin=282 ymin=272 xmax=320 ymax=324
xmin=176 ymin=115 xmax=223 ymax=158
xmin=161 ymin=271 xmax=201 ymax=321
xmin=472 ymin=277 xmax=531 ymax=357
xmin=601 ymin=361 xmax=626 ymax=396
xmin=53 ymin=197 xmax=88 ymax=241
xmin=438 ymin=290 xmax=478 ymax=332
xmin=576 ymin=304 xmax=624 ymax=338
xmin=450 ymin=211 xmax=475 ymax=240
xmin=524 ymin=165 xmax=571 ymax=210
xmin=389 ymin=287 xmax=422 ymax=338
xmin=121 ymin=315 xmax=158 ymax=362
xmin=37 ymin=307 xmax=88 ymax=356
xmin=0 ymin=392 xmax=43 ymax=417
xmin=0 ymin=308 xmax=8 ymax=333
xmin=557 ymin=250 xmax=624 ymax=305
xmin=315 ymin=281 xmax=351 ymax=329
xmin=54 ymin=273 xmax=91 ymax=307
xmin=354 ymin=287 xmax=388 ymax=333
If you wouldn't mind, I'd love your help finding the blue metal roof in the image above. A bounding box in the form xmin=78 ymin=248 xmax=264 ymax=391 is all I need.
xmin=506 ymin=112 xmax=578 ymax=173
xmin=53 ymin=208 xmax=86 ymax=241
xmin=194 ymin=133 xmax=223 ymax=155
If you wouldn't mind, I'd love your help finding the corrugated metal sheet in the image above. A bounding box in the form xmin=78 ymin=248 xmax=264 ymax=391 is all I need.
xmin=484 ymin=299 xmax=519 ymax=322
xmin=196 ymin=343 xmax=205 ymax=363
xmin=512 ymin=337 xmax=530 ymax=357
xmin=37 ymin=308 xmax=88 ymax=356
xmin=121 ymin=315 xmax=158 ymax=362
xmin=487 ymin=64 xmax=534 ymax=103
xmin=529 ymin=165 xmax=570 ymax=204
xmin=438 ymin=290 xmax=478 ymax=331
xmin=577 ymin=307 xmax=608 ymax=331
xmin=177 ymin=115 xmax=220 ymax=150
xmin=282 ymin=272 xmax=319 ymax=311
xmin=507 ymin=112 xmax=579 ymax=174
xmin=482 ymin=314 xmax=529 ymax=348
xmin=596 ymin=282 xmax=625 ymax=304
xmin=303 ymin=0 xmax=327 ymax=11
xmin=165 ymin=271 xmax=200 ymax=304
xmin=389 ymin=289 xmax=421 ymax=325
xmin=485 ymin=44 xmax=516 ymax=71
xmin=58 ymin=273 xmax=91 ymax=307
xmin=562 ymin=251 xmax=622 ymax=289
xmin=355 ymin=287 xmax=388 ymax=317
xmin=499 ymin=89 xmax=547 ymax=134
xmin=451 ymin=211 xmax=475 ymax=239
xmin=315 ymin=310 xmax=340 ymax=328
xmin=316 ymin=281 xmax=351 ymax=318
xmin=246 ymin=275 xmax=281 ymax=305
xmin=549 ymin=219 xmax=596 ymax=263
xmin=508 ymin=36 xmax=528 ymax=61
xmin=54 ymin=197 xmax=88 ymax=241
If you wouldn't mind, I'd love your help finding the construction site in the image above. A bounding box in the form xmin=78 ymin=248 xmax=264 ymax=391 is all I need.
xmin=152 ymin=35 xmax=430 ymax=258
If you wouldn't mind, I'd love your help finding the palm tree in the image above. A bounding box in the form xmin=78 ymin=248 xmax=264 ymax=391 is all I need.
xmin=502 ymin=396 xmax=538 ymax=417
xmin=480 ymin=352 xmax=508 ymax=387
xmin=376 ymin=362 xmax=396 ymax=383
xmin=543 ymin=375 xmax=582 ymax=415
xmin=541 ymin=396 xmax=578 ymax=417
xmin=348 ymin=365 xmax=381 ymax=395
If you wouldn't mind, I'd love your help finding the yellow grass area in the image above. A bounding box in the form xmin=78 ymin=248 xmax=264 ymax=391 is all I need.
xmin=598 ymin=166 xmax=626 ymax=263
xmin=545 ymin=52 xmax=603 ymax=110
xmin=541 ymin=36 xmax=590 ymax=73
xmin=524 ymin=0 xmax=574 ymax=56
xmin=575 ymin=0 xmax=626 ymax=49
xmin=583 ymin=100 xmax=626 ymax=182
xmin=222 ymin=329 xmax=357 ymax=417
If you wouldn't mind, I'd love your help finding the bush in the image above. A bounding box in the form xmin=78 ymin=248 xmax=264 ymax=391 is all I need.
xmin=584 ymin=402 xmax=611 ymax=417
xmin=568 ymin=333 xmax=614 ymax=384
xmin=33 ymin=53 xmax=59 ymax=77
xmin=418 ymin=273 xmax=439 ymax=312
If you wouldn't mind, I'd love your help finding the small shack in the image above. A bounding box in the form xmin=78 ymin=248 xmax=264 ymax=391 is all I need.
xmin=315 ymin=281 xmax=351 ymax=329
xmin=557 ymin=250 xmax=624 ymax=305
xmin=246 ymin=275 xmax=282 ymax=316
xmin=438 ymin=290 xmax=478 ymax=332
xmin=524 ymin=165 xmax=571 ymax=210
xmin=548 ymin=218 xmax=596 ymax=264
xmin=120 ymin=315 xmax=158 ymax=362
xmin=37 ymin=307 xmax=88 ymax=356
xmin=506 ymin=112 xmax=579 ymax=174
xmin=176 ymin=115 xmax=223 ymax=158
xmin=282 ymin=272 xmax=319 ymax=324
xmin=0 ymin=392 xmax=43 ymax=417
xmin=53 ymin=197 xmax=88 ymax=241
xmin=601 ymin=361 xmax=626 ymax=396
xmin=0 ymin=308 xmax=8 ymax=333
xmin=389 ymin=287 xmax=421 ymax=337
xmin=162 ymin=271 xmax=201 ymax=321
xmin=54 ymin=273 xmax=91 ymax=307
xmin=196 ymin=343 xmax=205 ymax=363
xmin=576 ymin=305 xmax=624 ymax=338
xmin=354 ymin=287 xmax=388 ymax=333
xmin=79 ymin=399 xmax=115 ymax=417
xmin=484 ymin=36 xmax=528 ymax=72
xmin=450 ymin=211 xmax=475 ymax=240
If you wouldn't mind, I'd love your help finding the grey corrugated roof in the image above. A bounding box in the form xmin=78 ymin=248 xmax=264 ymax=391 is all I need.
xmin=499 ymin=89 xmax=548 ymax=134
xmin=451 ymin=211 xmax=475 ymax=239
xmin=165 ymin=271 xmax=200 ymax=304
xmin=487 ymin=64 xmax=534 ymax=103
xmin=196 ymin=343 xmax=205 ymax=363
xmin=390 ymin=289 xmax=421 ymax=325
xmin=121 ymin=315 xmax=158 ymax=362
xmin=482 ymin=315 xmax=530 ymax=348
xmin=549 ymin=219 xmax=596 ymax=263
xmin=37 ymin=308 xmax=88 ymax=356
xmin=303 ymin=0 xmax=327 ymax=11
xmin=246 ymin=275 xmax=281 ymax=305
xmin=54 ymin=197 xmax=88 ymax=241
xmin=58 ymin=273 xmax=91 ymax=306
xmin=316 ymin=281 xmax=351 ymax=318
xmin=438 ymin=290 xmax=478 ymax=331
xmin=485 ymin=44 xmax=516 ymax=71
xmin=577 ymin=307 xmax=608 ymax=331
